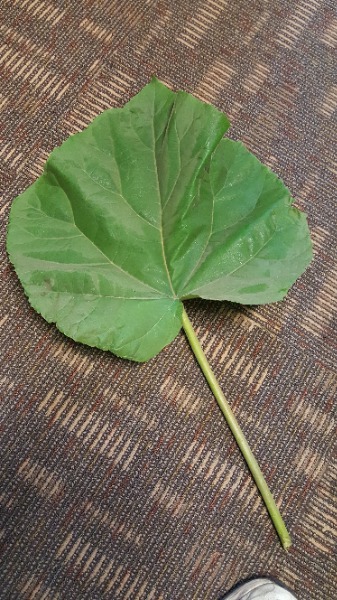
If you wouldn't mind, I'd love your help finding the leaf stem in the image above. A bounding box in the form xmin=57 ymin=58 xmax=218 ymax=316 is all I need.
xmin=181 ymin=307 xmax=291 ymax=550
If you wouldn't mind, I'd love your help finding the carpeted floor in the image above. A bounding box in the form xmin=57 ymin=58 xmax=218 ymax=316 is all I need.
xmin=1 ymin=1 xmax=336 ymax=599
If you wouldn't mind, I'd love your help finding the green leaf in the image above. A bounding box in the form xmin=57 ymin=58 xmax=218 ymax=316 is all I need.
xmin=7 ymin=78 xmax=312 ymax=362
xmin=7 ymin=77 xmax=312 ymax=549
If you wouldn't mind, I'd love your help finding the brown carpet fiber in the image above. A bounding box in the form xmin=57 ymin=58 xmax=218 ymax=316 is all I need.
xmin=1 ymin=1 xmax=336 ymax=599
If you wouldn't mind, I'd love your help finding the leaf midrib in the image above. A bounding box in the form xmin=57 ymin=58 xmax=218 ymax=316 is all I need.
xmin=151 ymin=91 xmax=177 ymax=299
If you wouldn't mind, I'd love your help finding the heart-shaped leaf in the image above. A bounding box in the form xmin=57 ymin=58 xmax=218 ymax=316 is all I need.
xmin=7 ymin=78 xmax=312 ymax=362
xmin=7 ymin=78 xmax=313 ymax=549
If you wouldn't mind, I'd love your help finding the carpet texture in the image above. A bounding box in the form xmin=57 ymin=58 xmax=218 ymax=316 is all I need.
xmin=0 ymin=1 xmax=336 ymax=599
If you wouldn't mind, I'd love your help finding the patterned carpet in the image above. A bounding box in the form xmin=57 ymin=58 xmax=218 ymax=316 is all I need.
xmin=0 ymin=1 xmax=336 ymax=599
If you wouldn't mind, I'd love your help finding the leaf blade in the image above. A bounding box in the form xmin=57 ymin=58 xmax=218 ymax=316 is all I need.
xmin=7 ymin=79 xmax=312 ymax=360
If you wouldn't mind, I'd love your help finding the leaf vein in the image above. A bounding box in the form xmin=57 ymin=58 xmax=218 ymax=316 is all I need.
xmin=40 ymin=169 xmax=166 ymax=297
xmin=113 ymin=305 xmax=176 ymax=352
xmin=77 ymin=166 xmax=160 ymax=230
xmin=187 ymin=229 xmax=278 ymax=294
xmin=152 ymin=90 xmax=176 ymax=297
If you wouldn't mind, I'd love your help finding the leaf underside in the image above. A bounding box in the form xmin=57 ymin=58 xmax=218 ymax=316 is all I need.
xmin=7 ymin=78 xmax=312 ymax=361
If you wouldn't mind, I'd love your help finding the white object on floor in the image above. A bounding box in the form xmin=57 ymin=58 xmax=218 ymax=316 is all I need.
xmin=223 ymin=578 xmax=297 ymax=600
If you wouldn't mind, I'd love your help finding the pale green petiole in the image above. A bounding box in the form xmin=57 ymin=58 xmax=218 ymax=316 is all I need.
xmin=181 ymin=307 xmax=291 ymax=551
